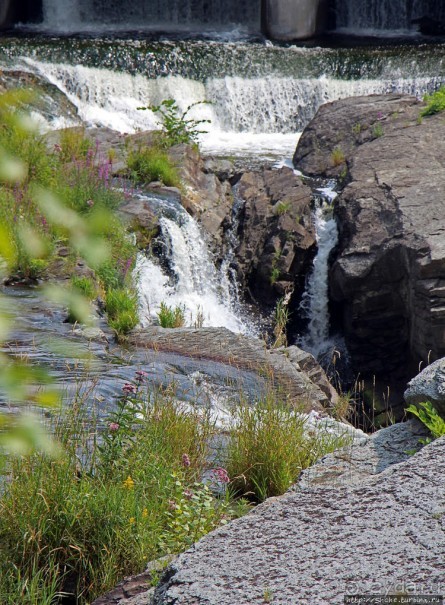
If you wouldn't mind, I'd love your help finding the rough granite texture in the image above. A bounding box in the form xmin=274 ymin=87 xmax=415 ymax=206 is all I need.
xmin=153 ymin=435 xmax=445 ymax=605
xmin=294 ymin=94 xmax=445 ymax=380
xmin=405 ymin=358 xmax=445 ymax=418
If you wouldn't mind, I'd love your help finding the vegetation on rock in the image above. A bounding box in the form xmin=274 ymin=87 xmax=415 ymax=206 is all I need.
xmin=421 ymin=86 xmax=445 ymax=117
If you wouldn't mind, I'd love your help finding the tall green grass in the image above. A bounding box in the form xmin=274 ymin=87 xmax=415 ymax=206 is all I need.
xmin=225 ymin=394 xmax=351 ymax=502
xmin=0 ymin=383 xmax=234 ymax=603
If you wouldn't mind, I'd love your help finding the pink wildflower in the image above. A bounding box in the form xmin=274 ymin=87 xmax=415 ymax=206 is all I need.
xmin=109 ymin=422 xmax=119 ymax=432
xmin=212 ymin=467 xmax=230 ymax=484
xmin=122 ymin=383 xmax=137 ymax=395
xmin=168 ymin=500 xmax=177 ymax=511
xmin=183 ymin=489 xmax=193 ymax=500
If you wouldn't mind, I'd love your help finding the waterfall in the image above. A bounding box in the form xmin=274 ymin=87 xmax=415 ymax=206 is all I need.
xmin=40 ymin=0 xmax=260 ymax=32
xmin=298 ymin=184 xmax=338 ymax=359
xmin=135 ymin=193 xmax=255 ymax=335
xmin=335 ymin=0 xmax=445 ymax=33
xmin=19 ymin=56 xmax=445 ymax=158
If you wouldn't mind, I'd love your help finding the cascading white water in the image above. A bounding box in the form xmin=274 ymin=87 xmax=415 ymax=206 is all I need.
xmin=298 ymin=184 xmax=338 ymax=358
xmin=335 ymin=0 xmax=445 ymax=33
xmin=135 ymin=194 xmax=255 ymax=334
xmin=19 ymin=56 xmax=445 ymax=158
xmin=40 ymin=0 xmax=260 ymax=32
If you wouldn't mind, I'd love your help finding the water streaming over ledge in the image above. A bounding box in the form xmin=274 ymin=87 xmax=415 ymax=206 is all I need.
xmin=298 ymin=183 xmax=339 ymax=359
xmin=135 ymin=193 xmax=256 ymax=335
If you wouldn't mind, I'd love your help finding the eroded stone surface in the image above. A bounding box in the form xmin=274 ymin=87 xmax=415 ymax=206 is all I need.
xmin=153 ymin=436 xmax=445 ymax=605
xmin=235 ymin=167 xmax=316 ymax=307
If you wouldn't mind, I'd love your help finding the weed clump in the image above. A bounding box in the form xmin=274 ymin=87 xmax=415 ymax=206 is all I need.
xmin=225 ymin=394 xmax=351 ymax=502
xmin=0 ymin=381 xmax=240 ymax=603
xmin=421 ymin=86 xmax=445 ymax=117
xmin=157 ymin=302 xmax=186 ymax=328
xmin=127 ymin=146 xmax=180 ymax=187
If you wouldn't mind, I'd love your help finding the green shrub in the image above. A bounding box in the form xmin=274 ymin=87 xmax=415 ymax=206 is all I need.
xmin=137 ymin=99 xmax=210 ymax=147
xmin=127 ymin=146 xmax=179 ymax=187
xmin=421 ymin=86 xmax=445 ymax=117
xmin=157 ymin=302 xmax=186 ymax=328
xmin=225 ymin=394 xmax=351 ymax=502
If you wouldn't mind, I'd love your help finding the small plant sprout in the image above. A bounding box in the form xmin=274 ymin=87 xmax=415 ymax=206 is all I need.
xmin=272 ymin=296 xmax=290 ymax=348
xmin=157 ymin=302 xmax=186 ymax=328
xmin=406 ymin=401 xmax=445 ymax=441
xmin=263 ymin=587 xmax=274 ymax=603
xmin=372 ymin=122 xmax=384 ymax=138
xmin=421 ymin=86 xmax=445 ymax=117
xmin=274 ymin=200 xmax=291 ymax=216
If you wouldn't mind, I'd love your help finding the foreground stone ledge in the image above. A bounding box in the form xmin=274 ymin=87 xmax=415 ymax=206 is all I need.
xmin=152 ymin=435 xmax=445 ymax=605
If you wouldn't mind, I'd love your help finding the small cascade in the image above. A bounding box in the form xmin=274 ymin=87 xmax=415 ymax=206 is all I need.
xmin=298 ymin=183 xmax=339 ymax=359
xmin=135 ymin=193 xmax=255 ymax=335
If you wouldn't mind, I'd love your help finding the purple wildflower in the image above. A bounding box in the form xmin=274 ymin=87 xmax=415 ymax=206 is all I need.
xmin=183 ymin=489 xmax=193 ymax=500
xmin=182 ymin=453 xmax=191 ymax=468
xmin=135 ymin=370 xmax=148 ymax=382
xmin=122 ymin=383 xmax=137 ymax=395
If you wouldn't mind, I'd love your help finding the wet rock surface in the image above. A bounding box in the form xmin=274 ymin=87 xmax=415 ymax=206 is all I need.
xmin=130 ymin=327 xmax=334 ymax=410
xmin=235 ymin=167 xmax=316 ymax=307
xmin=152 ymin=434 xmax=445 ymax=605
xmin=294 ymin=94 xmax=445 ymax=381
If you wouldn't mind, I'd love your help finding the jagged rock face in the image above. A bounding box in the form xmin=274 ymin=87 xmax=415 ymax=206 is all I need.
xmin=235 ymin=167 xmax=316 ymax=307
xmin=152 ymin=435 xmax=445 ymax=605
xmin=294 ymin=94 xmax=445 ymax=377
xmin=167 ymin=144 xmax=234 ymax=251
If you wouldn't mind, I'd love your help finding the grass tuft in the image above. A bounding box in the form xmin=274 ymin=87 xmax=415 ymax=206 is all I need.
xmin=127 ymin=146 xmax=180 ymax=187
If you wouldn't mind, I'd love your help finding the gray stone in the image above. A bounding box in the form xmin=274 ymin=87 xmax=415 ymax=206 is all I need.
xmin=130 ymin=327 xmax=334 ymax=410
xmin=153 ymin=435 xmax=445 ymax=605
xmin=294 ymin=94 xmax=445 ymax=382
xmin=297 ymin=418 xmax=429 ymax=488
xmin=235 ymin=167 xmax=316 ymax=308
xmin=405 ymin=358 xmax=445 ymax=418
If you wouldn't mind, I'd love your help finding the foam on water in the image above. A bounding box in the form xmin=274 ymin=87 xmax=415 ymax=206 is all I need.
xmin=135 ymin=194 xmax=256 ymax=335
xmin=18 ymin=57 xmax=445 ymax=160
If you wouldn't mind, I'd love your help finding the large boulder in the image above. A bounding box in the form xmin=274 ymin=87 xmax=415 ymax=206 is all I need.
xmin=405 ymin=358 xmax=445 ymax=418
xmin=235 ymin=167 xmax=316 ymax=307
xmin=294 ymin=94 xmax=445 ymax=380
xmin=152 ymin=434 xmax=445 ymax=604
